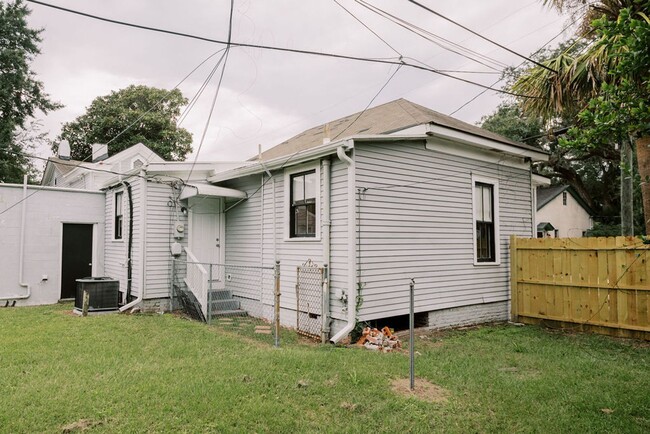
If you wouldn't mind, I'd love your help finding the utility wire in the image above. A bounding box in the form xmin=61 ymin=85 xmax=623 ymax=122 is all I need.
xmin=185 ymin=0 xmax=235 ymax=184
xmin=406 ymin=0 xmax=558 ymax=73
xmin=354 ymin=0 xmax=508 ymax=72
xmin=332 ymin=0 xmax=402 ymax=57
xmin=25 ymin=0 xmax=542 ymax=100
xmin=448 ymin=8 xmax=586 ymax=116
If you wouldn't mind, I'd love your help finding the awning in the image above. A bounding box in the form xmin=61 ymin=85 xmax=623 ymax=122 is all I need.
xmin=179 ymin=183 xmax=247 ymax=200
xmin=537 ymin=222 xmax=555 ymax=231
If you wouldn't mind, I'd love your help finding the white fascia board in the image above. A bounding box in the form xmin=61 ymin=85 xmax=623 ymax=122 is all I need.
xmin=426 ymin=138 xmax=530 ymax=170
xmin=179 ymin=183 xmax=247 ymax=200
xmin=99 ymin=168 xmax=142 ymax=190
xmin=206 ymin=134 xmax=427 ymax=184
xmin=425 ymin=124 xmax=549 ymax=162
xmin=532 ymin=174 xmax=552 ymax=186
xmin=206 ymin=139 xmax=355 ymax=183
xmin=0 ymin=183 xmax=104 ymax=194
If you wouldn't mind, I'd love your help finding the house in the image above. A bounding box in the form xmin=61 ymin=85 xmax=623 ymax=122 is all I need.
xmin=536 ymin=185 xmax=593 ymax=238
xmin=2 ymin=98 xmax=548 ymax=343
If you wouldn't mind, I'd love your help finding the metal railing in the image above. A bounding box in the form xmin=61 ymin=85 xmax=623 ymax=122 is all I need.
xmin=172 ymin=256 xmax=281 ymax=346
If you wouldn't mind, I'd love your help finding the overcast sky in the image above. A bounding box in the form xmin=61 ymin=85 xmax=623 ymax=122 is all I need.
xmin=23 ymin=0 xmax=573 ymax=163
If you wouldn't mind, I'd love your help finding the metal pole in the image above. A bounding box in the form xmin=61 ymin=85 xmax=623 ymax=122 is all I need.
xmin=321 ymin=264 xmax=329 ymax=344
xmin=409 ymin=278 xmax=415 ymax=391
xmin=208 ymin=264 xmax=213 ymax=324
xmin=274 ymin=260 xmax=281 ymax=347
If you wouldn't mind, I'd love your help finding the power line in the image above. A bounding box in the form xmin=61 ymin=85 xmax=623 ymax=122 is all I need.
xmin=406 ymin=0 xmax=558 ymax=74
xmin=332 ymin=0 xmax=402 ymax=57
xmin=448 ymin=7 xmax=586 ymax=116
xmin=353 ymin=0 xmax=508 ymax=72
xmin=25 ymin=0 xmax=541 ymax=100
xmin=185 ymin=0 xmax=235 ymax=184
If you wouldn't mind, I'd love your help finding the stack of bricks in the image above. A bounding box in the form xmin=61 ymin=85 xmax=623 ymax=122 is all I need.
xmin=356 ymin=326 xmax=401 ymax=352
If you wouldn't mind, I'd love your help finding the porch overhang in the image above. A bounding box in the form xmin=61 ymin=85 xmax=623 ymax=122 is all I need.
xmin=179 ymin=183 xmax=247 ymax=200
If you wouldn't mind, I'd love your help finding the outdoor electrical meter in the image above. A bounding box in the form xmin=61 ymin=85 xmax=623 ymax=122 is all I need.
xmin=173 ymin=221 xmax=185 ymax=239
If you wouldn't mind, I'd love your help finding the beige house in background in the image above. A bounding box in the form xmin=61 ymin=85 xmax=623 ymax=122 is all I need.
xmin=536 ymin=185 xmax=593 ymax=238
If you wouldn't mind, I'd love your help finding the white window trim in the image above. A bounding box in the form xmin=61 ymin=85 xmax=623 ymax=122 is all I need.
xmin=113 ymin=189 xmax=125 ymax=242
xmin=471 ymin=174 xmax=500 ymax=266
xmin=284 ymin=162 xmax=321 ymax=242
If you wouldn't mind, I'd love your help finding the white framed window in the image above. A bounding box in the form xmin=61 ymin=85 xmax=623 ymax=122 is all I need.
xmin=471 ymin=175 xmax=500 ymax=265
xmin=114 ymin=191 xmax=124 ymax=240
xmin=284 ymin=162 xmax=320 ymax=240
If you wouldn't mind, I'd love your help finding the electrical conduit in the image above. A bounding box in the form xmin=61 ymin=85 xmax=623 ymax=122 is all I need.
xmin=1 ymin=175 xmax=31 ymax=302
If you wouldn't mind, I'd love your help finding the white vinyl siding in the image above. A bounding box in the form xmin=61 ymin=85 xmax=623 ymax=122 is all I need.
xmin=354 ymin=141 xmax=532 ymax=321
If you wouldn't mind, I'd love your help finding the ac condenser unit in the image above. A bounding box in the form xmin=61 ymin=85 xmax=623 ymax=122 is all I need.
xmin=75 ymin=277 xmax=120 ymax=312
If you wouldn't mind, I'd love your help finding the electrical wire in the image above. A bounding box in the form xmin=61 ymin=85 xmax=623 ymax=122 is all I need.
xmin=448 ymin=7 xmax=587 ymax=116
xmin=185 ymin=0 xmax=235 ymax=184
xmin=25 ymin=0 xmax=542 ymax=100
xmin=332 ymin=0 xmax=402 ymax=57
xmin=353 ymin=0 xmax=508 ymax=72
xmin=405 ymin=0 xmax=558 ymax=73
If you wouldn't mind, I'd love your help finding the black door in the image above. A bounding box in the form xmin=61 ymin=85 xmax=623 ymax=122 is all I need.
xmin=61 ymin=224 xmax=93 ymax=299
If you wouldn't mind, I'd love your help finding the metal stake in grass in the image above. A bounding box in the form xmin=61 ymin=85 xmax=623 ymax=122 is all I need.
xmin=409 ymin=278 xmax=415 ymax=391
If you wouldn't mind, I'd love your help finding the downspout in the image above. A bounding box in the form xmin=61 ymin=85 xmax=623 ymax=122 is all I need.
xmin=1 ymin=175 xmax=31 ymax=301
xmin=118 ymin=179 xmax=135 ymax=311
xmin=120 ymin=169 xmax=148 ymax=312
xmin=330 ymin=143 xmax=356 ymax=343
xmin=321 ymin=158 xmax=331 ymax=343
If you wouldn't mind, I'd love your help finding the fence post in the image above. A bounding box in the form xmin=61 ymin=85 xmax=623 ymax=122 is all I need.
xmin=321 ymin=264 xmax=329 ymax=344
xmin=409 ymin=278 xmax=415 ymax=391
xmin=510 ymin=234 xmax=519 ymax=322
xmin=274 ymin=260 xmax=281 ymax=348
xmin=208 ymin=264 xmax=213 ymax=325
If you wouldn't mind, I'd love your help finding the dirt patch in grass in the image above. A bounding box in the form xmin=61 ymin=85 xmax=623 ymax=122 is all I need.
xmin=61 ymin=419 xmax=102 ymax=432
xmin=391 ymin=378 xmax=449 ymax=403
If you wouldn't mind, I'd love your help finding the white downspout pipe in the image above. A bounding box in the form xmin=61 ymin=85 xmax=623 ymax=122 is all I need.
xmin=330 ymin=143 xmax=355 ymax=343
xmin=1 ymin=175 xmax=31 ymax=301
xmin=120 ymin=168 xmax=147 ymax=312
xmin=321 ymin=158 xmax=331 ymax=343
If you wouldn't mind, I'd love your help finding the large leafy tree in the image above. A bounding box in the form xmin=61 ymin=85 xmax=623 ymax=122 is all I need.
xmin=0 ymin=0 xmax=60 ymax=183
xmin=57 ymin=85 xmax=193 ymax=161
xmin=512 ymin=0 xmax=650 ymax=234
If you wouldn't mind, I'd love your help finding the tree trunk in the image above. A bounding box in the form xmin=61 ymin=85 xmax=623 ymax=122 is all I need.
xmin=636 ymin=135 xmax=650 ymax=235
xmin=621 ymin=139 xmax=634 ymax=236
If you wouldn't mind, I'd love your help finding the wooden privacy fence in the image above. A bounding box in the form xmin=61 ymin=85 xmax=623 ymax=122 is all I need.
xmin=510 ymin=235 xmax=650 ymax=340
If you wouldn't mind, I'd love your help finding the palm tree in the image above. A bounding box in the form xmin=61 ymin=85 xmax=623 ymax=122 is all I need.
xmin=512 ymin=0 xmax=650 ymax=234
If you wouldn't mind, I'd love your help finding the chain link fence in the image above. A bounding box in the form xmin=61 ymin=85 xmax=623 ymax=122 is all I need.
xmin=172 ymin=258 xmax=280 ymax=346
xmin=296 ymin=259 xmax=324 ymax=340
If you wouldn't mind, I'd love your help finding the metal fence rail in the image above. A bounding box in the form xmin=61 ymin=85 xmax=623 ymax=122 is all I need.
xmin=172 ymin=258 xmax=281 ymax=346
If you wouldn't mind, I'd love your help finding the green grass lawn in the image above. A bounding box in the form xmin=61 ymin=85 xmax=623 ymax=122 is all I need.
xmin=0 ymin=304 xmax=648 ymax=433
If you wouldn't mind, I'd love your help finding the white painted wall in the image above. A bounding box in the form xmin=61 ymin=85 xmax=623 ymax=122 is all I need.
xmin=0 ymin=185 xmax=105 ymax=306
xmin=536 ymin=192 xmax=592 ymax=238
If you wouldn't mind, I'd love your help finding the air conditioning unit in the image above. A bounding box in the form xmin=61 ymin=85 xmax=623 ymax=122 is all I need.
xmin=75 ymin=277 xmax=120 ymax=312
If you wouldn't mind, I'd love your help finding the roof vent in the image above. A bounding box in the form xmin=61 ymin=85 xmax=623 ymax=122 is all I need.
xmin=58 ymin=140 xmax=71 ymax=160
xmin=92 ymin=144 xmax=109 ymax=163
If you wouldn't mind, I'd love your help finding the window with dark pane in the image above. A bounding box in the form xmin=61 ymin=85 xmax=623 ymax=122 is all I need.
xmin=115 ymin=191 xmax=123 ymax=240
xmin=475 ymin=182 xmax=495 ymax=262
xmin=290 ymin=170 xmax=317 ymax=237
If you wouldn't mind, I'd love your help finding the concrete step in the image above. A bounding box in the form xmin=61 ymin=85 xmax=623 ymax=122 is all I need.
xmin=208 ymin=289 xmax=232 ymax=300
xmin=211 ymin=309 xmax=248 ymax=317
xmin=210 ymin=298 xmax=240 ymax=311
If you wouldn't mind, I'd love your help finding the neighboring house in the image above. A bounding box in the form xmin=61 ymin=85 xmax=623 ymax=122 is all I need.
xmin=536 ymin=185 xmax=593 ymax=238
xmin=2 ymin=98 xmax=548 ymax=342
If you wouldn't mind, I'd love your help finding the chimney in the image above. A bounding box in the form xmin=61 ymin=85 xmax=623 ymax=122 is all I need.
xmin=92 ymin=144 xmax=109 ymax=163
xmin=58 ymin=140 xmax=71 ymax=160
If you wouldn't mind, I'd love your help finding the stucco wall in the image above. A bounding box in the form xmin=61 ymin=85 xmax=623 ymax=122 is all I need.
xmin=0 ymin=185 xmax=105 ymax=306
xmin=536 ymin=192 xmax=592 ymax=237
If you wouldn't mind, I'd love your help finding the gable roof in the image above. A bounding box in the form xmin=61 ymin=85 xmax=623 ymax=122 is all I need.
xmin=537 ymin=185 xmax=593 ymax=215
xmin=257 ymin=98 xmax=542 ymax=161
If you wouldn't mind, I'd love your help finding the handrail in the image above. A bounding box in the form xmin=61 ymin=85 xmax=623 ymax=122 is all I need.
xmin=183 ymin=247 xmax=209 ymax=319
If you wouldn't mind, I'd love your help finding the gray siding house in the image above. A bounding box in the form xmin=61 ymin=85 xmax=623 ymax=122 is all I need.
xmin=205 ymin=99 xmax=547 ymax=341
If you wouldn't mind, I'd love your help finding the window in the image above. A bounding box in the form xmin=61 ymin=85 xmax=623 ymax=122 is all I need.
xmin=114 ymin=191 xmax=123 ymax=240
xmin=132 ymin=158 xmax=144 ymax=168
xmin=474 ymin=182 xmax=495 ymax=262
xmin=562 ymin=191 xmax=567 ymax=205
xmin=290 ymin=170 xmax=317 ymax=238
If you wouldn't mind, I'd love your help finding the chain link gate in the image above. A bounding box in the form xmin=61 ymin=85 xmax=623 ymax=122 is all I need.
xmin=296 ymin=259 xmax=323 ymax=339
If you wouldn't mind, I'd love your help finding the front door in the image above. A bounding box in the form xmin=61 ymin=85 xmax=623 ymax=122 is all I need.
xmin=189 ymin=197 xmax=222 ymax=266
xmin=61 ymin=223 xmax=93 ymax=299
